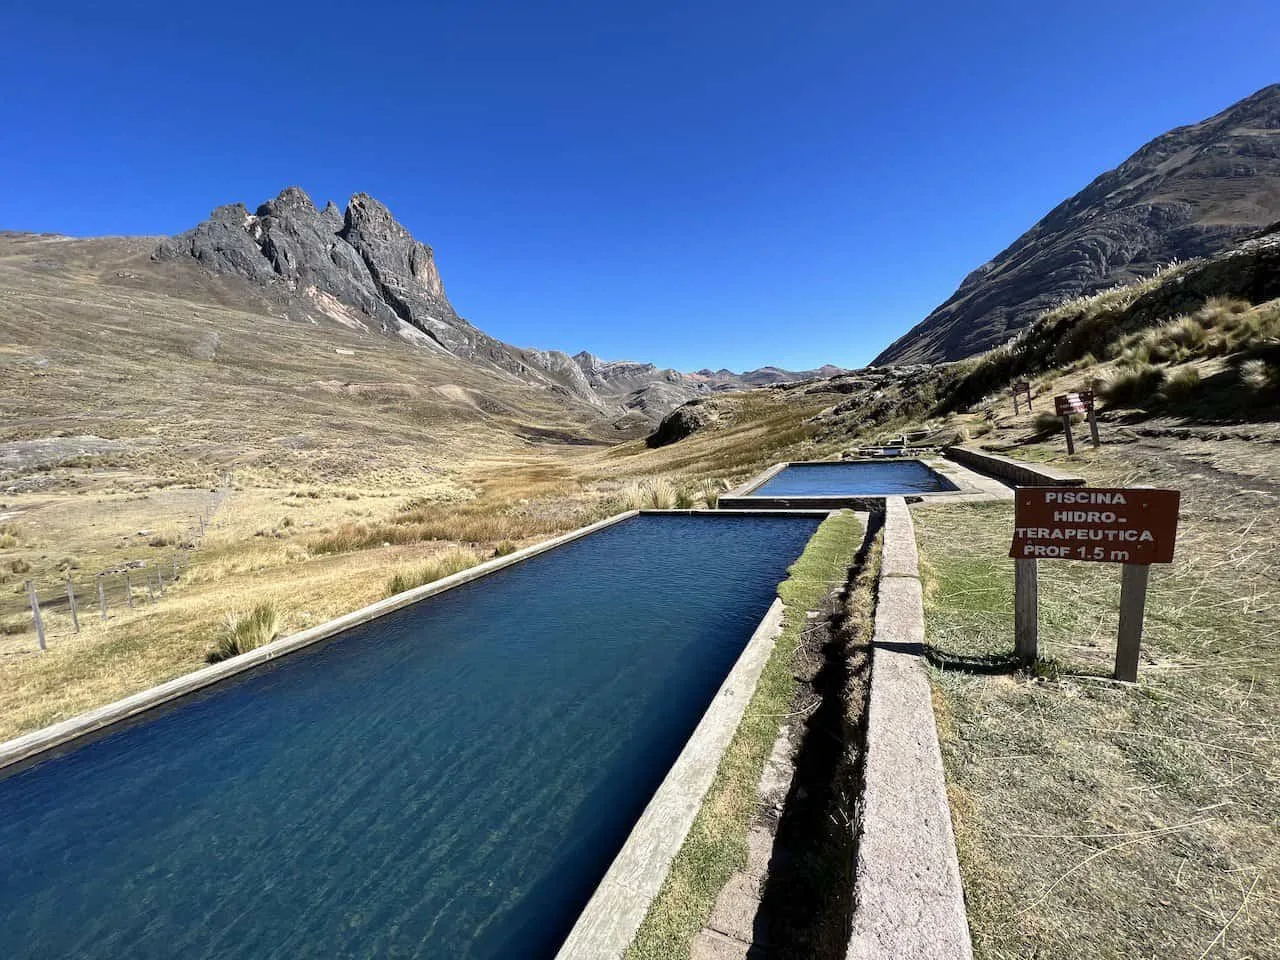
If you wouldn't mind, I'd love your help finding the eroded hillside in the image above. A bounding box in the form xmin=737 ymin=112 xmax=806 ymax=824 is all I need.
xmin=877 ymin=83 xmax=1280 ymax=364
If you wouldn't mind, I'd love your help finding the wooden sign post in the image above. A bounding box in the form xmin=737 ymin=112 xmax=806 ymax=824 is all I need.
xmin=1011 ymin=380 xmax=1033 ymax=415
xmin=1054 ymin=391 xmax=1100 ymax=453
xmin=1009 ymin=487 xmax=1180 ymax=681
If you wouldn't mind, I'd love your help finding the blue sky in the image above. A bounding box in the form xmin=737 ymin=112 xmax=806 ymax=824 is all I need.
xmin=2 ymin=2 xmax=1276 ymax=371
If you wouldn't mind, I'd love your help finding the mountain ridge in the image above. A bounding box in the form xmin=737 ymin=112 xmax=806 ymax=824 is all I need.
xmin=155 ymin=188 xmax=844 ymax=422
xmin=875 ymin=82 xmax=1280 ymax=365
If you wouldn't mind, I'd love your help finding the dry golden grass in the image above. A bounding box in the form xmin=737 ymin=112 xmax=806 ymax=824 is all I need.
xmin=914 ymin=438 xmax=1280 ymax=958
xmin=385 ymin=546 xmax=482 ymax=597
xmin=206 ymin=601 xmax=280 ymax=663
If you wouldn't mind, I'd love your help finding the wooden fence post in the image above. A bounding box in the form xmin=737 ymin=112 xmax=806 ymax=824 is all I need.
xmin=97 ymin=574 xmax=107 ymax=622
xmin=26 ymin=581 xmax=46 ymax=652
xmin=1062 ymin=415 xmax=1076 ymax=455
xmin=125 ymin=572 xmax=134 ymax=608
xmin=1014 ymin=558 xmax=1039 ymax=662
xmin=66 ymin=577 xmax=79 ymax=633
xmin=1087 ymin=405 xmax=1101 ymax=447
xmin=146 ymin=572 xmax=156 ymax=602
xmin=1115 ymin=564 xmax=1151 ymax=682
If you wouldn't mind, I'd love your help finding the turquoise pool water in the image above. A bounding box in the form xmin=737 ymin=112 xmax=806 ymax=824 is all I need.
xmin=751 ymin=460 xmax=956 ymax=497
xmin=0 ymin=514 xmax=821 ymax=959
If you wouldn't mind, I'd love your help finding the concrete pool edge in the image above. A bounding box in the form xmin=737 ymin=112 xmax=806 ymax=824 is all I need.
xmin=721 ymin=457 xmax=1011 ymax=510
xmin=943 ymin=444 xmax=1086 ymax=487
xmin=847 ymin=497 xmax=973 ymax=959
xmin=0 ymin=509 xmax=643 ymax=772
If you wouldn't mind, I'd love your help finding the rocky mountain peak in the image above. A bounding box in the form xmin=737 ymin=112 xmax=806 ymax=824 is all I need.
xmin=262 ymin=185 xmax=318 ymax=214
xmin=153 ymin=189 xmax=721 ymax=421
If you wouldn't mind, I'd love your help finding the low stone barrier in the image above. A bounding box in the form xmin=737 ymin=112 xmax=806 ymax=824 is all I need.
xmin=944 ymin=444 xmax=1085 ymax=487
xmin=848 ymin=497 xmax=973 ymax=960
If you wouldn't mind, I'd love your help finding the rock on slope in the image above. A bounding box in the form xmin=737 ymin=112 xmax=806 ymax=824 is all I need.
xmin=156 ymin=187 xmax=707 ymax=421
xmin=875 ymin=83 xmax=1280 ymax=365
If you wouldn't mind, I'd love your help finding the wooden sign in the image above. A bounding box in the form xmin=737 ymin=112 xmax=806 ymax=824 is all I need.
xmin=1009 ymin=486 xmax=1180 ymax=682
xmin=1054 ymin=391 xmax=1093 ymax=416
xmin=1052 ymin=391 xmax=1100 ymax=452
xmin=1011 ymin=380 xmax=1033 ymax=414
xmin=1010 ymin=487 xmax=1180 ymax=564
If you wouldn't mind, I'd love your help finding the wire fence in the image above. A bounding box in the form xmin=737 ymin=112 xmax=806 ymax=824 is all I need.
xmin=3 ymin=474 xmax=235 ymax=652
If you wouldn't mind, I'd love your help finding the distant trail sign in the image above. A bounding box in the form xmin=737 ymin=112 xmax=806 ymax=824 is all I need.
xmin=1009 ymin=486 xmax=1181 ymax=681
xmin=1011 ymin=380 xmax=1033 ymax=414
xmin=1010 ymin=487 xmax=1180 ymax=564
xmin=1052 ymin=390 xmax=1100 ymax=453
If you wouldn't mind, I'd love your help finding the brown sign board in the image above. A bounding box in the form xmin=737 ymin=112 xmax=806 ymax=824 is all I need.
xmin=1054 ymin=391 xmax=1094 ymax=416
xmin=1012 ymin=381 xmax=1031 ymax=394
xmin=1010 ymin=487 xmax=1180 ymax=564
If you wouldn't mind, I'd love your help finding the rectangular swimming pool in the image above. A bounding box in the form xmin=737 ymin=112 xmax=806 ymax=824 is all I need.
xmin=749 ymin=460 xmax=957 ymax=497
xmin=0 ymin=513 xmax=822 ymax=959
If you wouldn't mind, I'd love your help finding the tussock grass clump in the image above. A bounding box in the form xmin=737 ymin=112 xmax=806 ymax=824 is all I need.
xmin=619 ymin=481 xmax=648 ymax=511
xmin=1032 ymin=412 xmax=1063 ymax=434
xmin=1160 ymin=365 xmax=1202 ymax=404
xmin=1197 ymin=295 xmax=1253 ymax=328
xmin=699 ymin=477 xmax=727 ymax=508
xmin=9 ymin=558 xmax=31 ymax=574
xmin=1196 ymin=298 xmax=1279 ymax=356
xmin=492 ymin=540 xmax=517 ymax=557
xmin=1117 ymin=343 xmax=1151 ymax=368
xmin=385 ymin=547 xmax=482 ymax=597
xmin=644 ymin=478 xmax=677 ymax=509
xmin=0 ymin=525 xmax=18 ymax=550
xmin=619 ymin=478 xmax=680 ymax=510
xmin=1099 ymin=364 xmax=1166 ymax=409
xmin=1239 ymin=357 xmax=1280 ymax=396
xmin=206 ymin=602 xmax=281 ymax=663
xmin=1116 ymin=315 xmax=1206 ymax=365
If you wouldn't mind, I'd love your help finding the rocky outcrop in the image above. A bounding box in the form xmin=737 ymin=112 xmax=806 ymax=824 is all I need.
xmin=156 ymin=187 xmax=709 ymax=419
xmin=876 ymin=84 xmax=1280 ymax=365
xmin=646 ymin=398 xmax=719 ymax=447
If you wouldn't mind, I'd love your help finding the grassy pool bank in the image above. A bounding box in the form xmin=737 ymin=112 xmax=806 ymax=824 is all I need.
xmin=914 ymin=489 xmax=1280 ymax=958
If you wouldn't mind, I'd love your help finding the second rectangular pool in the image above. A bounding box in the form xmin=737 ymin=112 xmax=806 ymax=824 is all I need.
xmin=749 ymin=460 xmax=957 ymax=497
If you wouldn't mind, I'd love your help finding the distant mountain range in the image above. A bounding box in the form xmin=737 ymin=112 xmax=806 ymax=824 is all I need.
xmin=875 ymin=83 xmax=1280 ymax=365
xmin=154 ymin=188 xmax=843 ymax=422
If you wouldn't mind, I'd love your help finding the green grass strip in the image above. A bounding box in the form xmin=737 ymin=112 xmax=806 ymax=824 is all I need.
xmin=624 ymin=509 xmax=863 ymax=960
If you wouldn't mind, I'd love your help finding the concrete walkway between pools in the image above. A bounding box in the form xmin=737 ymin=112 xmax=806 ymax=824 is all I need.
xmin=847 ymin=497 xmax=973 ymax=960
